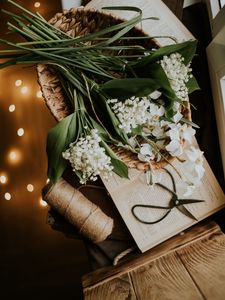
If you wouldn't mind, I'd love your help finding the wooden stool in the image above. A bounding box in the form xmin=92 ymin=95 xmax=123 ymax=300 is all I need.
xmin=82 ymin=222 xmax=225 ymax=299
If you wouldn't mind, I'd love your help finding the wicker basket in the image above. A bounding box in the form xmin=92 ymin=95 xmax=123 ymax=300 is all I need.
xmin=37 ymin=7 xmax=191 ymax=172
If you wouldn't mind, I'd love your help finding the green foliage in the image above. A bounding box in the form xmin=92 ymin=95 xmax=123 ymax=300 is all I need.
xmin=47 ymin=114 xmax=77 ymax=182
xmin=101 ymin=78 xmax=160 ymax=99
xmin=0 ymin=1 xmax=200 ymax=184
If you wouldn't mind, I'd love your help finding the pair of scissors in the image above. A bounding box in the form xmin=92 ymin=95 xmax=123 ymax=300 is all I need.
xmin=131 ymin=168 xmax=204 ymax=224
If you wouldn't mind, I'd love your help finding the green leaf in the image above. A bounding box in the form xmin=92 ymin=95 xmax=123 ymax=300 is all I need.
xmin=147 ymin=63 xmax=177 ymax=100
xmin=93 ymin=93 xmax=131 ymax=144
xmin=165 ymin=108 xmax=175 ymax=119
xmin=186 ymin=76 xmax=200 ymax=94
xmin=133 ymin=40 xmax=197 ymax=69
xmin=101 ymin=78 xmax=160 ymax=99
xmin=105 ymin=101 xmax=130 ymax=144
xmin=47 ymin=113 xmax=77 ymax=183
xmin=101 ymin=140 xmax=129 ymax=179
xmin=181 ymin=117 xmax=200 ymax=128
xmin=111 ymin=157 xmax=129 ymax=178
xmin=131 ymin=125 xmax=142 ymax=135
xmin=90 ymin=117 xmax=110 ymax=141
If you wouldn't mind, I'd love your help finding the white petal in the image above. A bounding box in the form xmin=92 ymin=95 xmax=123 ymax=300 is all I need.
xmin=168 ymin=128 xmax=180 ymax=140
xmin=140 ymin=144 xmax=151 ymax=155
xmin=138 ymin=153 xmax=150 ymax=162
xmin=173 ymin=101 xmax=181 ymax=111
xmin=152 ymin=126 xmax=165 ymax=137
xmin=158 ymin=106 xmax=165 ymax=116
xmin=195 ymin=164 xmax=205 ymax=178
xmin=183 ymin=185 xmax=195 ymax=197
xmin=183 ymin=127 xmax=196 ymax=144
xmin=149 ymin=90 xmax=162 ymax=99
xmin=173 ymin=111 xmax=183 ymax=123
xmin=185 ymin=146 xmax=203 ymax=162
xmin=149 ymin=103 xmax=158 ymax=115
xmin=166 ymin=140 xmax=183 ymax=156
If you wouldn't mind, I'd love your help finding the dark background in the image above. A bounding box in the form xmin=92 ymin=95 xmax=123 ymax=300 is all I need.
xmin=0 ymin=1 xmax=90 ymax=299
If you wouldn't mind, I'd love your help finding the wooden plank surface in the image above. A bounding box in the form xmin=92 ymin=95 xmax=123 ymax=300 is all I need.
xmin=177 ymin=231 xmax=225 ymax=299
xmin=83 ymin=273 xmax=137 ymax=300
xmin=83 ymin=222 xmax=225 ymax=299
xmin=130 ymin=252 xmax=203 ymax=300
xmin=82 ymin=222 xmax=220 ymax=288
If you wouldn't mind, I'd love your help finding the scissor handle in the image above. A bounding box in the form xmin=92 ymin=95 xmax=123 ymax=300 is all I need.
xmin=131 ymin=204 xmax=172 ymax=224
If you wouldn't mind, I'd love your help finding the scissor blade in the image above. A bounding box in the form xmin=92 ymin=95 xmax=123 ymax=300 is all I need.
xmin=177 ymin=205 xmax=198 ymax=221
xmin=178 ymin=199 xmax=205 ymax=205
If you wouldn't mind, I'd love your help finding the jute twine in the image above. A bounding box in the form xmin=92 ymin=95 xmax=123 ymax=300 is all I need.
xmin=42 ymin=178 xmax=114 ymax=242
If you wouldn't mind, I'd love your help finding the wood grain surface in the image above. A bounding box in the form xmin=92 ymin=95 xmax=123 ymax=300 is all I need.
xmin=131 ymin=252 xmax=203 ymax=300
xmin=83 ymin=273 xmax=136 ymax=300
xmin=177 ymin=232 xmax=225 ymax=300
xmin=82 ymin=222 xmax=220 ymax=288
xmin=83 ymin=222 xmax=225 ymax=299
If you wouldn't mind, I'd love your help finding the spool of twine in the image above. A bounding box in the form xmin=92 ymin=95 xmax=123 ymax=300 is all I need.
xmin=42 ymin=178 xmax=114 ymax=242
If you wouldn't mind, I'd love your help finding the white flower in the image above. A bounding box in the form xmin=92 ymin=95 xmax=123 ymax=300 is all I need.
xmin=160 ymin=52 xmax=193 ymax=100
xmin=108 ymin=97 xmax=167 ymax=137
xmin=62 ymin=129 xmax=113 ymax=184
xmin=145 ymin=103 xmax=166 ymax=137
xmin=151 ymin=125 xmax=165 ymax=138
xmin=108 ymin=97 xmax=150 ymax=134
xmin=178 ymin=179 xmax=200 ymax=197
xmin=172 ymin=101 xmax=181 ymax=111
xmin=172 ymin=111 xmax=183 ymax=123
xmin=149 ymin=103 xmax=165 ymax=116
xmin=177 ymin=146 xmax=205 ymax=196
xmin=185 ymin=146 xmax=205 ymax=179
xmin=178 ymin=170 xmax=202 ymax=197
xmin=165 ymin=139 xmax=183 ymax=156
xmin=149 ymin=90 xmax=162 ymax=100
xmin=160 ymin=120 xmax=171 ymax=128
xmin=138 ymin=143 xmax=155 ymax=162
xmin=165 ymin=123 xmax=196 ymax=156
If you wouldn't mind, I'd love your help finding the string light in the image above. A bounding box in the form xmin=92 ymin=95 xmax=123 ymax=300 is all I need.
xmin=34 ymin=2 xmax=41 ymax=8
xmin=39 ymin=198 xmax=47 ymax=207
xmin=46 ymin=178 xmax=50 ymax=183
xmin=15 ymin=79 xmax=22 ymax=87
xmin=9 ymin=151 xmax=17 ymax=160
xmin=9 ymin=104 xmax=16 ymax=112
xmin=8 ymin=149 xmax=21 ymax=164
xmin=4 ymin=193 xmax=11 ymax=201
xmin=20 ymin=86 xmax=28 ymax=94
xmin=36 ymin=91 xmax=42 ymax=98
xmin=27 ymin=184 xmax=34 ymax=192
xmin=0 ymin=174 xmax=7 ymax=184
xmin=17 ymin=128 xmax=25 ymax=137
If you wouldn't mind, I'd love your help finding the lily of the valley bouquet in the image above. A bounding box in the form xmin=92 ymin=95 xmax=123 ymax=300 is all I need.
xmin=0 ymin=1 xmax=205 ymax=197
